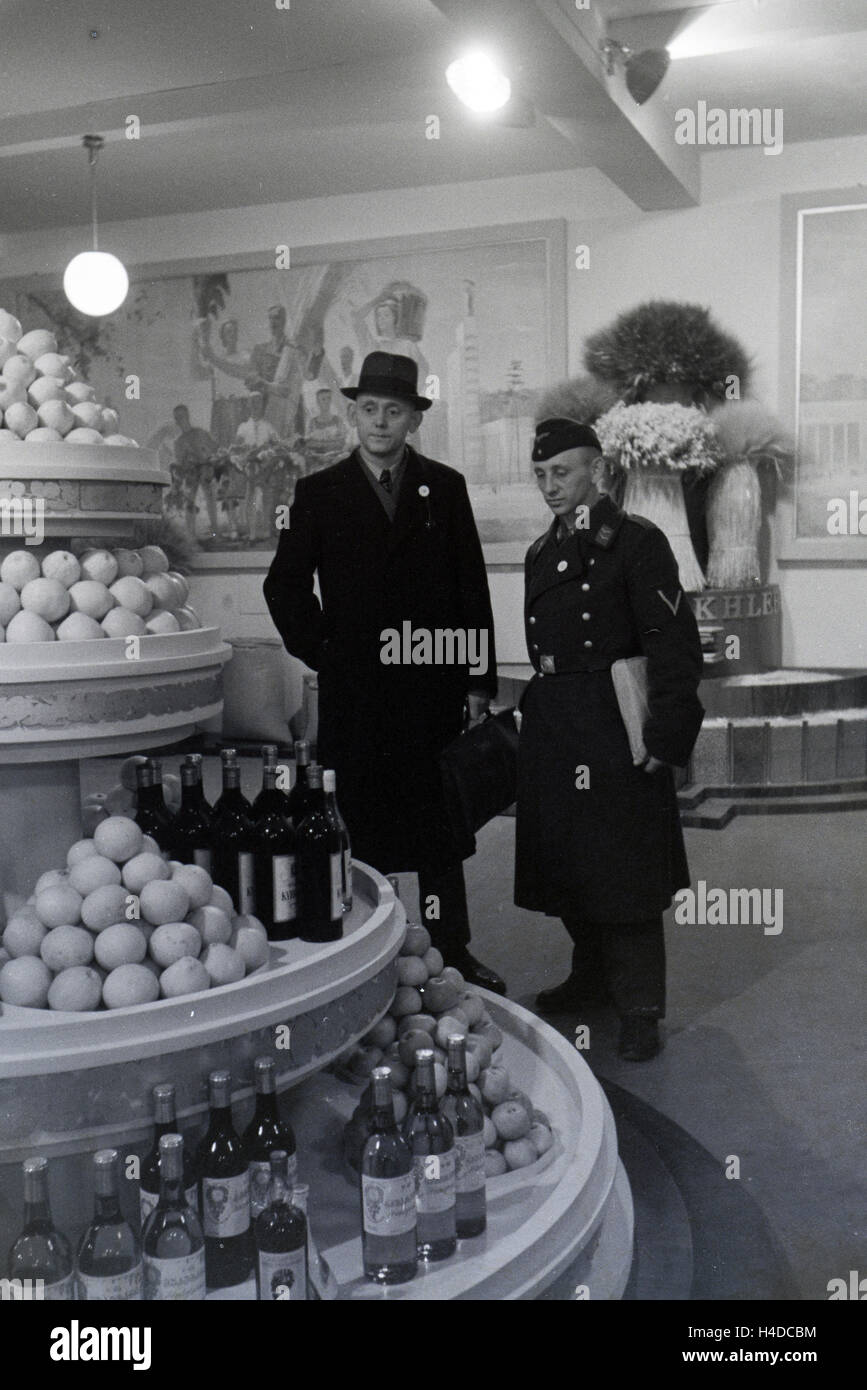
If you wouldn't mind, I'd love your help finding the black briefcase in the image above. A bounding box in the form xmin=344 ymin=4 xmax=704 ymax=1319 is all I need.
xmin=439 ymin=708 xmax=520 ymax=858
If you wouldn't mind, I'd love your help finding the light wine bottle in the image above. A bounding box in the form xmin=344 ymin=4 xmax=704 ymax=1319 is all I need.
xmin=361 ymin=1067 xmax=417 ymax=1285
xmin=322 ymin=767 xmax=352 ymax=913
xmin=296 ymin=766 xmax=343 ymax=943
xmin=441 ymin=1034 xmax=487 ymax=1238
xmin=253 ymin=1153 xmax=308 ymax=1301
xmin=212 ymin=757 xmax=257 ymax=915
xmin=403 ymin=1048 xmax=457 ymax=1261
xmin=286 ymin=739 xmax=313 ymax=827
xmin=142 ymin=1134 xmax=206 ymax=1301
xmin=77 ymin=1149 xmax=143 ymax=1300
xmin=139 ymin=1083 xmax=199 ymax=1231
xmin=243 ymin=1057 xmax=298 ymax=1221
xmin=196 ymin=1070 xmax=254 ymax=1289
xmin=252 ymin=764 xmax=298 ymax=940
xmin=171 ymin=760 xmax=214 ymax=873
xmin=7 ymin=1156 xmax=74 ymax=1299
xmin=134 ymin=759 xmax=175 ymax=852
xmin=291 ymin=1182 xmax=339 ymax=1300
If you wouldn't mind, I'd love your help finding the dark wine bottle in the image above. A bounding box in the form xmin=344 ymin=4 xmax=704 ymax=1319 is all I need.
xmin=322 ymin=767 xmax=352 ymax=913
xmin=403 ymin=1048 xmax=457 ymax=1262
xmin=253 ymin=1152 xmax=308 ymax=1301
xmin=185 ymin=753 xmax=212 ymax=811
xmin=286 ymin=739 xmax=314 ymax=827
xmin=252 ymin=744 xmax=290 ymax=818
xmin=134 ymin=759 xmax=175 ymax=852
xmin=441 ymin=1034 xmax=487 ymax=1238
xmin=212 ymin=757 xmax=257 ymax=916
xmin=243 ymin=1057 xmax=298 ymax=1221
xmin=139 ymin=1083 xmax=199 ymax=1231
xmin=77 ymin=1149 xmax=143 ymax=1300
xmin=142 ymin=1134 xmax=206 ymax=1301
xmin=361 ymin=1068 xmax=417 ymax=1285
xmin=296 ymin=766 xmax=344 ymax=943
xmin=212 ymin=748 xmax=252 ymax=818
xmin=171 ymin=760 xmax=214 ymax=874
xmin=7 ymin=1156 xmax=74 ymax=1299
xmin=196 ymin=1070 xmax=254 ymax=1290
xmin=252 ymin=765 xmax=298 ymax=940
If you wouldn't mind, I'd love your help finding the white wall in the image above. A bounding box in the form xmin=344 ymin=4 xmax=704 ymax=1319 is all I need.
xmin=4 ymin=134 xmax=866 ymax=669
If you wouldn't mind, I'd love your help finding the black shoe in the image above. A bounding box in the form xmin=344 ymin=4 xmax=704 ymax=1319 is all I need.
xmin=618 ymin=1015 xmax=661 ymax=1062
xmin=446 ymin=951 xmax=507 ymax=996
xmin=535 ymin=973 xmax=610 ymax=1014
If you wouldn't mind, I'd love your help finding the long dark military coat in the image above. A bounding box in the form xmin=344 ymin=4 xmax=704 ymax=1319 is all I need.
xmin=514 ymin=494 xmax=704 ymax=923
xmin=263 ymin=446 xmax=497 ymax=874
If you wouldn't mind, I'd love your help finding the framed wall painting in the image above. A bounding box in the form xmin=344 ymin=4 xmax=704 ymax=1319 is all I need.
xmin=778 ymin=189 xmax=867 ymax=562
xmin=2 ymin=220 xmax=566 ymax=568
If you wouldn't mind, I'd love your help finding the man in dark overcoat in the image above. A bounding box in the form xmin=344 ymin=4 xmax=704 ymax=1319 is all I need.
xmin=515 ymin=418 xmax=705 ymax=1058
xmin=263 ymin=351 xmax=505 ymax=993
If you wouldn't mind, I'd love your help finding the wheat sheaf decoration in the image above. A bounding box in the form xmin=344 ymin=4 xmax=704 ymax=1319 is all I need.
xmin=584 ymin=300 xmax=752 ymax=404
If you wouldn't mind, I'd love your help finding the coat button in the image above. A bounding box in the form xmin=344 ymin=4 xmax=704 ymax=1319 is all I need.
xmin=556 ymin=560 xmax=568 ymax=572
xmin=532 ymin=643 xmax=539 ymax=651
xmin=582 ymin=612 xmax=591 ymax=621
xmin=584 ymin=640 xmax=593 ymax=649
xmin=581 ymin=582 xmax=590 ymax=591
xmin=589 ymin=558 xmax=596 ymax=566
xmin=529 ymin=616 xmax=536 ymax=624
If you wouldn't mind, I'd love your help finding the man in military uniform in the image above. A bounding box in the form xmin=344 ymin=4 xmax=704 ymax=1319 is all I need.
xmin=514 ymin=418 xmax=705 ymax=1060
xmin=263 ymin=351 xmax=505 ymax=994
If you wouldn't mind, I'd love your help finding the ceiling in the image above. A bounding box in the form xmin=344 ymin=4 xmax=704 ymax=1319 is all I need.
xmin=0 ymin=0 xmax=864 ymax=235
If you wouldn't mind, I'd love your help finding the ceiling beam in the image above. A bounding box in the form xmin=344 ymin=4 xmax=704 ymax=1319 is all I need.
xmin=429 ymin=0 xmax=700 ymax=209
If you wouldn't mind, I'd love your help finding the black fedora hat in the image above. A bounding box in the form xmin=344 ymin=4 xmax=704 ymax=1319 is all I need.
xmin=341 ymin=351 xmax=432 ymax=411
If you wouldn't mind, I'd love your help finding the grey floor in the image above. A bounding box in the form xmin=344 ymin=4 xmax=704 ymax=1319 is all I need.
xmin=435 ymin=809 xmax=866 ymax=1301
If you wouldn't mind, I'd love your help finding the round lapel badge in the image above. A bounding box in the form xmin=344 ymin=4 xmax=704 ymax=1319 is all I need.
xmin=418 ymin=485 xmax=430 ymax=497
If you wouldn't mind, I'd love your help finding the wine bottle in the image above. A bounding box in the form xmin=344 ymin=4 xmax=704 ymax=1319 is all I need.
xmin=403 ymin=1048 xmax=457 ymax=1261
xmin=7 ymin=1156 xmax=74 ymax=1299
xmin=196 ymin=1070 xmax=254 ymax=1289
xmin=185 ymin=753 xmax=212 ymax=810
xmin=139 ymin=1083 xmax=199 ymax=1231
xmin=211 ymin=757 xmax=257 ymax=916
xmin=134 ymin=759 xmax=175 ymax=852
xmin=253 ymin=1153 xmax=308 ymax=1301
xmin=361 ymin=1067 xmax=417 ymax=1285
xmin=77 ymin=1149 xmax=143 ymax=1300
xmin=286 ymin=739 xmax=313 ymax=827
xmin=212 ymin=747 xmax=252 ymax=817
xmin=291 ymin=1182 xmax=339 ymax=1300
xmin=142 ymin=1134 xmax=206 ymax=1301
xmin=322 ymin=767 xmax=352 ymax=914
xmin=296 ymin=766 xmax=343 ymax=943
xmin=252 ymin=765 xmax=298 ymax=940
xmin=252 ymin=745 xmax=289 ymax=817
xmin=243 ymin=1057 xmax=298 ymax=1220
xmin=171 ymin=760 xmax=214 ymax=873
xmin=441 ymin=1034 xmax=487 ymax=1238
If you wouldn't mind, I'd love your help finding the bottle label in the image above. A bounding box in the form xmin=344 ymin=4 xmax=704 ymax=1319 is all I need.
xmin=42 ymin=1273 xmax=75 ymax=1301
xmin=330 ymin=852 xmax=343 ymax=920
xmin=342 ymin=849 xmax=352 ymax=906
xmin=272 ymin=855 xmax=297 ymax=923
xmin=413 ymin=1148 xmax=456 ymax=1214
xmin=140 ymin=1183 xmax=199 ymax=1227
xmin=202 ymin=1171 xmax=251 ymax=1238
xmin=237 ymin=853 xmax=256 ymax=914
xmin=257 ymin=1245 xmax=307 ymax=1301
xmin=194 ymin=848 xmax=212 ymax=873
xmin=249 ymin=1155 xmax=299 ymax=1218
xmin=454 ymin=1130 xmax=486 ymax=1195
xmin=78 ymin=1264 xmax=144 ymax=1301
xmin=143 ymin=1249 xmax=206 ymax=1301
xmin=361 ymin=1172 xmax=416 ymax=1237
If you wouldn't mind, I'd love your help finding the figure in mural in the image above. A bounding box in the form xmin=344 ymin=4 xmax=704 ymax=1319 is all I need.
xmin=302 ymin=387 xmax=348 ymax=473
xmin=195 ymin=316 xmax=252 ymax=446
xmin=245 ymin=304 xmax=324 ymax=438
xmin=350 ymin=283 xmax=430 ymax=385
xmin=172 ymin=404 xmax=218 ymax=538
xmin=233 ymin=391 xmax=280 ymax=542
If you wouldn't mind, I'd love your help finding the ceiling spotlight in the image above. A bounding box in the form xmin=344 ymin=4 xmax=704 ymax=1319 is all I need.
xmin=446 ymin=52 xmax=511 ymax=113
xmin=601 ymin=39 xmax=670 ymax=106
xmin=63 ymin=135 xmax=129 ymax=317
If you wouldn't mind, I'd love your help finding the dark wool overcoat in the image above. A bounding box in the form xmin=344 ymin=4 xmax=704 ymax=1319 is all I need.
xmin=263 ymin=446 xmax=497 ymax=874
xmin=514 ymin=493 xmax=705 ymax=923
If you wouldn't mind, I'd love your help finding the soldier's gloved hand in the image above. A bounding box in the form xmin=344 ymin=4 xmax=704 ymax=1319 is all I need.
xmin=466 ymin=692 xmax=490 ymax=729
xmin=643 ymin=755 xmax=666 ymax=774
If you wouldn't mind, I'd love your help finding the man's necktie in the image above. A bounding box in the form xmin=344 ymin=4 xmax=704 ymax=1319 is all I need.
xmin=379 ymin=469 xmax=393 ymax=493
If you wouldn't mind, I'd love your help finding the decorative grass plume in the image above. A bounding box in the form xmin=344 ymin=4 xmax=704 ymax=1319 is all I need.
xmin=534 ymin=374 xmax=618 ymax=425
xmin=584 ymin=300 xmax=752 ymax=404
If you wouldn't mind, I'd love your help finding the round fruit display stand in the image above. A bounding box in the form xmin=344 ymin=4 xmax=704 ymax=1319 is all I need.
xmin=0 ymin=444 xmax=230 ymax=900
xmin=0 ymin=863 xmax=404 ymax=1262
